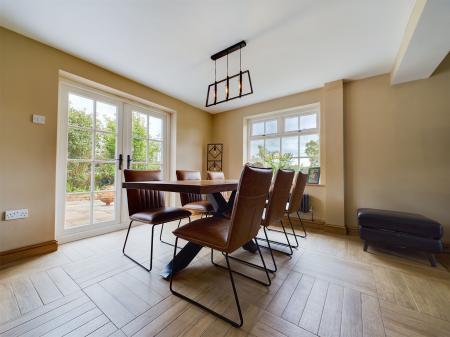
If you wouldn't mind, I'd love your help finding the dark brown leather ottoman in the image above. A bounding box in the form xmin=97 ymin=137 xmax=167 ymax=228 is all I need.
xmin=357 ymin=208 xmax=444 ymax=266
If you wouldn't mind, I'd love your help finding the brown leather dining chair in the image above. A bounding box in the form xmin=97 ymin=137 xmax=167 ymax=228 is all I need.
xmin=267 ymin=171 xmax=308 ymax=249
xmin=206 ymin=171 xmax=225 ymax=180
xmin=176 ymin=170 xmax=213 ymax=217
xmin=228 ymin=168 xmax=295 ymax=272
xmin=123 ymin=170 xmax=191 ymax=271
xmin=206 ymin=171 xmax=229 ymax=200
xmin=170 ymin=165 xmax=273 ymax=327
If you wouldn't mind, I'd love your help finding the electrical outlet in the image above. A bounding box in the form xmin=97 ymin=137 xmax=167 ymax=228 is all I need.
xmin=32 ymin=114 xmax=46 ymax=125
xmin=4 ymin=209 xmax=29 ymax=220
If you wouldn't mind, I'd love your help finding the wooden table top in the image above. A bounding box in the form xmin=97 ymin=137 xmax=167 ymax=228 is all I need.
xmin=122 ymin=179 xmax=239 ymax=194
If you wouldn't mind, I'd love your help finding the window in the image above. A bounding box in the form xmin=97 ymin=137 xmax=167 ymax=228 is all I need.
xmin=247 ymin=105 xmax=320 ymax=173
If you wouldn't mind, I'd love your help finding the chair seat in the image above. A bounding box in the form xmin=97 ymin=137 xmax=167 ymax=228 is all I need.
xmin=183 ymin=200 xmax=214 ymax=213
xmin=131 ymin=207 xmax=191 ymax=224
xmin=173 ymin=216 xmax=230 ymax=251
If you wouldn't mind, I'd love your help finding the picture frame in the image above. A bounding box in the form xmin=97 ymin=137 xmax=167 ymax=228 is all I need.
xmin=307 ymin=167 xmax=320 ymax=184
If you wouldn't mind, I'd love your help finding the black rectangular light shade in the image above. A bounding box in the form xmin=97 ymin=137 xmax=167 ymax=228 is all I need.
xmin=205 ymin=70 xmax=253 ymax=107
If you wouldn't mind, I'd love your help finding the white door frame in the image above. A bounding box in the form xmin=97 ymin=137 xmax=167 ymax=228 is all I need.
xmin=56 ymin=78 xmax=175 ymax=243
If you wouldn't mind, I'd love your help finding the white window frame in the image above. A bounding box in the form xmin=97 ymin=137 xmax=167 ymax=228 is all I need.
xmin=245 ymin=103 xmax=320 ymax=171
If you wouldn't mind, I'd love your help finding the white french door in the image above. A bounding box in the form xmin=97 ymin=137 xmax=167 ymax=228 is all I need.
xmin=56 ymin=82 xmax=168 ymax=242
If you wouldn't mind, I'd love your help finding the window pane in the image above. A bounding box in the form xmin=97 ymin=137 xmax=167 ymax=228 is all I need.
xmin=282 ymin=136 xmax=298 ymax=156
xmin=284 ymin=116 xmax=299 ymax=132
xmin=132 ymin=137 xmax=147 ymax=161
xmin=96 ymin=101 xmax=117 ymax=132
xmin=94 ymin=192 xmax=115 ymax=223
xmin=300 ymin=134 xmax=319 ymax=157
xmin=66 ymin=162 xmax=91 ymax=192
xmin=132 ymin=111 xmax=147 ymax=139
xmin=265 ymin=120 xmax=277 ymax=134
xmin=252 ymin=121 xmax=264 ymax=136
xmin=95 ymin=132 xmax=116 ymax=160
xmin=250 ymin=139 xmax=264 ymax=162
xmin=68 ymin=128 xmax=92 ymax=159
xmin=300 ymin=114 xmax=317 ymax=130
xmin=299 ymin=158 xmax=312 ymax=172
xmin=265 ymin=138 xmax=280 ymax=154
xmin=149 ymin=116 xmax=162 ymax=140
xmin=69 ymin=93 xmax=93 ymax=128
xmin=288 ymin=158 xmax=299 ymax=171
xmin=65 ymin=193 xmax=91 ymax=228
xmin=94 ymin=163 xmax=116 ymax=191
xmin=148 ymin=141 xmax=162 ymax=163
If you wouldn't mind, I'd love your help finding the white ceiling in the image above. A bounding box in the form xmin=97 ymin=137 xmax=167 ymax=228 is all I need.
xmin=0 ymin=0 xmax=416 ymax=113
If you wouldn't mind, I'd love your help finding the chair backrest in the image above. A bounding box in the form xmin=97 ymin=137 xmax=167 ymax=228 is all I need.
xmin=207 ymin=171 xmax=225 ymax=180
xmin=176 ymin=170 xmax=203 ymax=205
xmin=287 ymin=172 xmax=307 ymax=213
xmin=124 ymin=170 xmax=165 ymax=216
xmin=226 ymin=165 xmax=273 ymax=252
xmin=263 ymin=169 xmax=295 ymax=227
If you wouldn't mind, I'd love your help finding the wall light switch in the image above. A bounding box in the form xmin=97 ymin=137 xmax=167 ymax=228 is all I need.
xmin=32 ymin=114 xmax=46 ymax=125
xmin=4 ymin=209 xmax=29 ymax=220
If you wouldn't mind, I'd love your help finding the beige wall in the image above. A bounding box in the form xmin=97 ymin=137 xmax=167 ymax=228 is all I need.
xmin=212 ymin=55 xmax=450 ymax=240
xmin=211 ymin=85 xmax=345 ymax=226
xmin=345 ymin=54 xmax=450 ymax=241
xmin=0 ymin=27 xmax=212 ymax=252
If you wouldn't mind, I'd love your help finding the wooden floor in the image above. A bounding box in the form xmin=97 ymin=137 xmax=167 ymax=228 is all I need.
xmin=1 ymin=219 xmax=450 ymax=337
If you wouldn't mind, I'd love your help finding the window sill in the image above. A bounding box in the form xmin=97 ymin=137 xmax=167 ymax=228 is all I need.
xmin=306 ymin=183 xmax=325 ymax=187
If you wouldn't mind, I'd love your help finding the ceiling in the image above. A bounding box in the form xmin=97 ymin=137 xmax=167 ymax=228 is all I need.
xmin=0 ymin=0 xmax=416 ymax=113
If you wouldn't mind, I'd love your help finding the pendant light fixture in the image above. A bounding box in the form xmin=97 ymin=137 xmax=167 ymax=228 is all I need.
xmin=205 ymin=40 xmax=253 ymax=107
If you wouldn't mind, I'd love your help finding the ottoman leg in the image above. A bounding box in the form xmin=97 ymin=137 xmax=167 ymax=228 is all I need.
xmin=428 ymin=253 xmax=437 ymax=267
xmin=363 ymin=241 xmax=368 ymax=252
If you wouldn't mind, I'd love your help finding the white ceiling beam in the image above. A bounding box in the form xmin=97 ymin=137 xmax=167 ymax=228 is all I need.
xmin=391 ymin=0 xmax=450 ymax=85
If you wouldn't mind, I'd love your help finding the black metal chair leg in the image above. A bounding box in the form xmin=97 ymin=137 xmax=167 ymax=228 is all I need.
xmin=212 ymin=239 xmax=272 ymax=285
xmin=428 ymin=253 xmax=437 ymax=267
xmin=159 ymin=219 xmax=184 ymax=249
xmin=122 ymin=220 xmax=155 ymax=272
xmin=170 ymin=238 xmax=243 ymax=328
xmin=257 ymin=220 xmax=294 ymax=256
xmin=296 ymin=211 xmax=307 ymax=238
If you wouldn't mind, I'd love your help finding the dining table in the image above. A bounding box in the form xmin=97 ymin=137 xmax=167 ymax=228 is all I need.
xmin=122 ymin=179 xmax=258 ymax=279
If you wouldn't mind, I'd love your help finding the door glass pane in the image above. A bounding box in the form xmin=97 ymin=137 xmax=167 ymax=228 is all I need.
xmin=68 ymin=94 xmax=93 ymax=128
xmin=265 ymin=138 xmax=280 ymax=154
xmin=94 ymin=192 xmax=115 ymax=223
xmin=265 ymin=120 xmax=277 ymax=134
xmin=148 ymin=141 xmax=162 ymax=163
xmin=132 ymin=111 xmax=147 ymax=138
xmin=66 ymin=162 xmax=91 ymax=192
xmin=300 ymin=114 xmax=317 ymax=130
xmin=132 ymin=137 xmax=147 ymax=161
xmin=282 ymin=136 xmax=298 ymax=156
xmin=131 ymin=163 xmax=148 ymax=170
xmin=149 ymin=116 xmax=162 ymax=140
xmin=96 ymin=101 xmax=117 ymax=132
xmin=250 ymin=139 xmax=264 ymax=162
xmin=68 ymin=128 xmax=92 ymax=159
xmin=284 ymin=116 xmax=299 ymax=132
xmin=65 ymin=193 xmax=91 ymax=228
xmin=95 ymin=132 xmax=116 ymax=160
xmin=94 ymin=163 xmax=116 ymax=191
xmin=252 ymin=121 xmax=264 ymax=136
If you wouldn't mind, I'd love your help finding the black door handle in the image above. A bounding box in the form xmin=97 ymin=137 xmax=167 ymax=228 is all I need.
xmin=117 ymin=154 xmax=123 ymax=170
xmin=127 ymin=155 xmax=131 ymax=169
